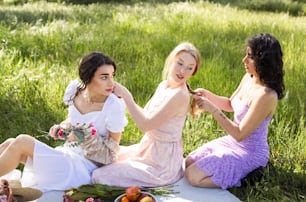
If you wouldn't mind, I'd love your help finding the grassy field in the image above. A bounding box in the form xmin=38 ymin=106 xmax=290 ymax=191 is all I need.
xmin=0 ymin=1 xmax=305 ymax=201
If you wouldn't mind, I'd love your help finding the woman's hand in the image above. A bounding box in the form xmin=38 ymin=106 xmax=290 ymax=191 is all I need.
xmin=83 ymin=133 xmax=94 ymax=142
xmin=193 ymin=88 xmax=209 ymax=97
xmin=66 ymin=131 xmax=79 ymax=142
xmin=193 ymin=94 xmax=218 ymax=113
xmin=48 ymin=124 xmax=60 ymax=140
xmin=113 ymin=82 xmax=128 ymax=99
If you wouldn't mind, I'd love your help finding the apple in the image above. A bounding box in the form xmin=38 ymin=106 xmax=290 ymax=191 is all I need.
xmin=136 ymin=193 xmax=154 ymax=202
xmin=125 ymin=186 xmax=141 ymax=201
xmin=121 ymin=196 xmax=130 ymax=202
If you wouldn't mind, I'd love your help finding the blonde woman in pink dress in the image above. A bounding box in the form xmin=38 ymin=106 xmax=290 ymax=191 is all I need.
xmin=92 ymin=42 xmax=201 ymax=187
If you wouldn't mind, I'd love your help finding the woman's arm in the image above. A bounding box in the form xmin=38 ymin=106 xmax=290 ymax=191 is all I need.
xmin=109 ymin=132 xmax=122 ymax=144
xmin=114 ymin=82 xmax=190 ymax=132
xmin=195 ymin=74 xmax=250 ymax=112
xmin=196 ymin=88 xmax=233 ymax=112
xmin=48 ymin=119 xmax=71 ymax=139
xmin=196 ymin=90 xmax=277 ymax=142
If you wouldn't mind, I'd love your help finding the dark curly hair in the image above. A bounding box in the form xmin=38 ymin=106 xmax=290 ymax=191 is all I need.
xmin=247 ymin=33 xmax=285 ymax=99
xmin=75 ymin=52 xmax=116 ymax=97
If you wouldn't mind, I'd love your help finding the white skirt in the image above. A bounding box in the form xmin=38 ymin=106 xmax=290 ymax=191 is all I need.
xmin=21 ymin=140 xmax=97 ymax=192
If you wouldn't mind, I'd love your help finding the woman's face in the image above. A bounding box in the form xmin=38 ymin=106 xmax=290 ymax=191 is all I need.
xmin=242 ymin=47 xmax=257 ymax=76
xmin=168 ymin=51 xmax=197 ymax=87
xmin=87 ymin=64 xmax=115 ymax=96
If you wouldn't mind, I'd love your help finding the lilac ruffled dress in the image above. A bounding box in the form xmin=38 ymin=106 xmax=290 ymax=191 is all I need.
xmin=188 ymin=95 xmax=271 ymax=189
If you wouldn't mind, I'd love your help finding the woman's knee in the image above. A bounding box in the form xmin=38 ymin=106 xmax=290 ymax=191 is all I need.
xmin=13 ymin=134 xmax=35 ymax=154
xmin=15 ymin=134 xmax=33 ymax=142
xmin=185 ymin=156 xmax=194 ymax=168
xmin=185 ymin=166 xmax=200 ymax=186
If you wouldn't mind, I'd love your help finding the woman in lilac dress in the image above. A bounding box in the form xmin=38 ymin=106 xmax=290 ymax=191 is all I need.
xmin=185 ymin=33 xmax=285 ymax=189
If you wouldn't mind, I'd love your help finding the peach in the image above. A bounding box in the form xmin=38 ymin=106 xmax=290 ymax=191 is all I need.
xmin=125 ymin=186 xmax=141 ymax=201
xmin=121 ymin=196 xmax=130 ymax=202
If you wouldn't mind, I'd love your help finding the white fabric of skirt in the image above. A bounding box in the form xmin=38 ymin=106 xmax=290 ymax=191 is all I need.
xmin=21 ymin=139 xmax=97 ymax=192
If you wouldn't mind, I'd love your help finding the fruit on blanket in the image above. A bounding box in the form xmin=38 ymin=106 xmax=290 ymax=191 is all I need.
xmin=136 ymin=193 xmax=154 ymax=202
xmin=121 ymin=196 xmax=130 ymax=202
xmin=125 ymin=186 xmax=141 ymax=201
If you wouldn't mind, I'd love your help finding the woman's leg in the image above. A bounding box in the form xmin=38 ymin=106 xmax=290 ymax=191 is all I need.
xmin=0 ymin=138 xmax=14 ymax=154
xmin=185 ymin=156 xmax=195 ymax=168
xmin=185 ymin=158 xmax=219 ymax=188
xmin=0 ymin=134 xmax=35 ymax=177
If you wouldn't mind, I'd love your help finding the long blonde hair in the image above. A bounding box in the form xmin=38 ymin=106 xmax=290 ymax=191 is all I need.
xmin=162 ymin=42 xmax=201 ymax=116
xmin=162 ymin=42 xmax=201 ymax=80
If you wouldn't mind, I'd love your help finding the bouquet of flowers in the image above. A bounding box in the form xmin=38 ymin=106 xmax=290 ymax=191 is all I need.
xmin=53 ymin=122 xmax=116 ymax=166
xmin=56 ymin=122 xmax=97 ymax=147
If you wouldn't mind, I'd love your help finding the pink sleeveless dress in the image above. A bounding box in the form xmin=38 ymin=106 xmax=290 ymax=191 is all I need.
xmin=92 ymin=81 xmax=186 ymax=187
xmin=188 ymin=94 xmax=271 ymax=189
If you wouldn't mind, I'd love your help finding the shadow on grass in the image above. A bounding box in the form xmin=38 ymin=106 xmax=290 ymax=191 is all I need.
xmin=0 ymin=1 xmax=185 ymax=28
xmin=0 ymin=0 xmax=304 ymax=28
xmin=207 ymin=0 xmax=305 ymax=16
xmin=0 ymin=8 xmax=70 ymax=27
xmin=229 ymin=162 xmax=306 ymax=201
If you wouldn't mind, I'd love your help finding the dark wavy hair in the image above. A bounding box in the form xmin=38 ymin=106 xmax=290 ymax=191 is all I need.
xmin=247 ymin=33 xmax=285 ymax=99
xmin=75 ymin=52 xmax=116 ymax=97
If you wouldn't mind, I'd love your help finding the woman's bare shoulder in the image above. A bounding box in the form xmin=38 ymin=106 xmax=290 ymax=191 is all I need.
xmin=254 ymin=87 xmax=278 ymax=108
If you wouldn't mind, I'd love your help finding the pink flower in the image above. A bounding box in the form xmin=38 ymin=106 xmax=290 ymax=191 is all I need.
xmin=85 ymin=197 xmax=94 ymax=202
xmin=91 ymin=128 xmax=97 ymax=136
xmin=53 ymin=122 xmax=98 ymax=147
xmin=57 ymin=129 xmax=64 ymax=137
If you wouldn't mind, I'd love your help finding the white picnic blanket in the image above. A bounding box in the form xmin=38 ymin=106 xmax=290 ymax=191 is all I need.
xmin=156 ymin=176 xmax=240 ymax=202
xmin=37 ymin=176 xmax=240 ymax=202
xmin=1 ymin=169 xmax=240 ymax=202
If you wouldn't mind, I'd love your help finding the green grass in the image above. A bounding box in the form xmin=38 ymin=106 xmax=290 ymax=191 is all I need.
xmin=0 ymin=1 xmax=305 ymax=201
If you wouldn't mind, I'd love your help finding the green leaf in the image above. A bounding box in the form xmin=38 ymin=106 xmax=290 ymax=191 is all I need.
xmin=69 ymin=192 xmax=96 ymax=200
xmin=73 ymin=130 xmax=85 ymax=143
xmin=65 ymin=184 xmax=126 ymax=200
xmin=64 ymin=183 xmax=179 ymax=201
